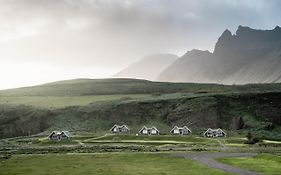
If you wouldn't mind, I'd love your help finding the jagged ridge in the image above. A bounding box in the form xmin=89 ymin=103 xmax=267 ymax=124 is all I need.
xmin=157 ymin=26 xmax=281 ymax=84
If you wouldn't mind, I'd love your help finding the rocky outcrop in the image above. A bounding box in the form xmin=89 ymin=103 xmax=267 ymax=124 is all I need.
xmin=157 ymin=26 xmax=281 ymax=84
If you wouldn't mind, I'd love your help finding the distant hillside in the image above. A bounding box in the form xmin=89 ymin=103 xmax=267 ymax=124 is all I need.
xmin=157 ymin=49 xmax=214 ymax=83
xmin=0 ymin=78 xmax=220 ymax=96
xmin=157 ymin=26 xmax=281 ymax=84
xmin=113 ymin=54 xmax=178 ymax=80
xmin=1 ymin=78 xmax=281 ymax=97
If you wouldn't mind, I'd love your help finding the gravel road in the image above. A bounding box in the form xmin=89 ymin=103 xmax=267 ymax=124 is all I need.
xmin=173 ymin=152 xmax=262 ymax=175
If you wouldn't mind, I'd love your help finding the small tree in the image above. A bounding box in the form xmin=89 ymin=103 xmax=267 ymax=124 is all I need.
xmin=245 ymin=131 xmax=260 ymax=144
xmin=246 ymin=131 xmax=252 ymax=141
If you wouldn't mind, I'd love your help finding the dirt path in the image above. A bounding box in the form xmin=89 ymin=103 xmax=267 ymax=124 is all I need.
xmin=173 ymin=152 xmax=262 ymax=175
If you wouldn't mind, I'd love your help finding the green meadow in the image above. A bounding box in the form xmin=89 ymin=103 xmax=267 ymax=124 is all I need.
xmin=0 ymin=94 xmax=150 ymax=108
xmin=217 ymin=154 xmax=281 ymax=175
xmin=0 ymin=153 xmax=230 ymax=175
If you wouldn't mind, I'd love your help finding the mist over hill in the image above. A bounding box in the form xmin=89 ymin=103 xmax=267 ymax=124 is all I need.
xmin=157 ymin=26 xmax=281 ymax=84
xmin=113 ymin=54 xmax=178 ymax=80
xmin=114 ymin=26 xmax=281 ymax=84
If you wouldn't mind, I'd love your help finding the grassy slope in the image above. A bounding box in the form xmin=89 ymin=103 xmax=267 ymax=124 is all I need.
xmin=0 ymin=153 xmax=230 ymax=175
xmin=0 ymin=78 xmax=281 ymax=139
xmin=217 ymin=154 xmax=281 ymax=175
xmin=1 ymin=92 xmax=281 ymax=139
xmin=0 ymin=78 xmax=226 ymax=96
xmin=0 ymin=94 xmax=150 ymax=108
xmin=1 ymin=78 xmax=281 ymax=97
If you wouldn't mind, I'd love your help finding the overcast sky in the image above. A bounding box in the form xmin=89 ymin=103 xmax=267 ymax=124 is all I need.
xmin=0 ymin=0 xmax=280 ymax=89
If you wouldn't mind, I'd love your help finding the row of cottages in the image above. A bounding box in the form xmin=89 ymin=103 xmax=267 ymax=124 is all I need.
xmin=203 ymin=128 xmax=226 ymax=137
xmin=110 ymin=125 xmax=226 ymax=137
xmin=48 ymin=131 xmax=72 ymax=141
xmin=110 ymin=125 xmax=192 ymax=136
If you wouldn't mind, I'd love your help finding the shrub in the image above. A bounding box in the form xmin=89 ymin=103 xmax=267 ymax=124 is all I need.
xmin=244 ymin=131 xmax=260 ymax=144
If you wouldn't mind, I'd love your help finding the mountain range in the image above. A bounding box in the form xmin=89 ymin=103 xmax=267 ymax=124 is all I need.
xmin=113 ymin=54 xmax=178 ymax=80
xmin=115 ymin=26 xmax=281 ymax=84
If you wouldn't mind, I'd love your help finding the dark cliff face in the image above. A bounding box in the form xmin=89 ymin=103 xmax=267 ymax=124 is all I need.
xmin=213 ymin=29 xmax=233 ymax=57
xmin=214 ymin=25 xmax=281 ymax=60
xmin=157 ymin=26 xmax=281 ymax=84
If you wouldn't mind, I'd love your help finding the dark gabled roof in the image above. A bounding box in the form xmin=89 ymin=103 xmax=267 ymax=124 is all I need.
xmin=139 ymin=126 xmax=147 ymax=133
xmin=203 ymin=128 xmax=226 ymax=135
xmin=110 ymin=124 xmax=120 ymax=131
xmin=48 ymin=131 xmax=72 ymax=138
xmin=139 ymin=126 xmax=160 ymax=133
xmin=61 ymin=131 xmax=72 ymax=137
xmin=182 ymin=126 xmax=191 ymax=132
xmin=121 ymin=124 xmax=130 ymax=130
xmin=48 ymin=131 xmax=60 ymax=138
xmin=151 ymin=126 xmax=160 ymax=132
xmin=170 ymin=126 xmax=179 ymax=133
xmin=203 ymin=128 xmax=213 ymax=135
xmin=170 ymin=126 xmax=191 ymax=133
xmin=215 ymin=128 xmax=226 ymax=135
xmin=110 ymin=124 xmax=130 ymax=131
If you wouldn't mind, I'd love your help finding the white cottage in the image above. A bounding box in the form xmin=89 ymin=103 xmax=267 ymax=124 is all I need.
xmin=60 ymin=131 xmax=72 ymax=140
xmin=48 ymin=131 xmax=61 ymax=140
xmin=110 ymin=124 xmax=131 ymax=134
xmin=203 ymin=128 xmax=226 ymax=137
xmin=48 ymin=131 xmax=72 ymax=141
xmin=139 ymin=126 xmax=160 ymax=135
xmin=170 ymin=126 xmax=191 ymax=135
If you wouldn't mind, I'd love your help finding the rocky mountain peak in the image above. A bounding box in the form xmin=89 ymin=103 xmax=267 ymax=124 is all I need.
xmin=157 ymin=25 xmax=281 ymax=84
xmin=184 ymin=49 xmax=212 ymax=57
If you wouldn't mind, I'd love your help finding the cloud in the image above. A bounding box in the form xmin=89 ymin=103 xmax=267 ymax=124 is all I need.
xmin=0 ymin=0 xmax=280 ymax=88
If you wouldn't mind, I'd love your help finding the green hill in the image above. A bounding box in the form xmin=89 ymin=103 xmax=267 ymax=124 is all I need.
xmin=0 ymin=78 xmax=281 ymax=139
xmin=1 ymin=78 xmax=281 ymax=96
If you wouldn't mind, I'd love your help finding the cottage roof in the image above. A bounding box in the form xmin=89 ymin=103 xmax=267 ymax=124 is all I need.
xmin=48 ymin=131 xmax=61 ymax=138
xmin=151 ymin=126 xmax=160 ymax=132
xmin=182 ymin=126 xmax=191 ymax=132
xmin=139 ymin=126 xmax=160 ymax=133
xmin=139 ymin=126 xmax=147 ymax=133
xmin=203 ymin=128 xmax=213 ymax=135
xmin=110 ymin=124 xmax=120 ymax=131
xmin=61 ymin=131 xmax=72 ymax=137
xmin=121 ymin=125 xmax=130 ymax=130
xmin=110 ymin=124 xmax=131 ymax=131
xmin=203 ymin=128 xmax=226 ymax=135
xmin=48 ymin=130 xmax=72 ymax=138
xmin=170 ymin=126 xmax=179 ymax=133
xmin=215 ymin=128 xmax=226 ymax=135
xmin=170 ymin=126 xmax=191 ymax=133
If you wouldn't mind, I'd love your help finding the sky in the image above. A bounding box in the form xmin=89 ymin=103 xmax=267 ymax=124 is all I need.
xmin=0 ymin=0 xmax=280 ymax=89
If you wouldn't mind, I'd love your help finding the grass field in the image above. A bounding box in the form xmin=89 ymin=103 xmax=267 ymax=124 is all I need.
xmin=0 ymin=153 xmax=231 ymax=175
xmin=0 ymin=94 xmax=150 ymax=108
xmin=217 ymin=154 xmax=281 ymax=175
xmin=87 ymin=134 xmax=214 ymax=143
